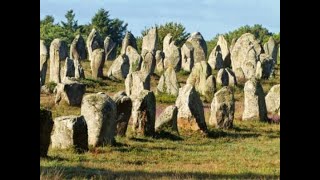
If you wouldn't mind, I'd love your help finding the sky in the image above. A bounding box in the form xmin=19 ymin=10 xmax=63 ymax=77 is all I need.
xmin=40 ymin=0 xmax=280 ymax=41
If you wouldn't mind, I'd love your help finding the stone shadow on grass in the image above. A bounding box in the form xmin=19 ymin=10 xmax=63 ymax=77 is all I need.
xmin=207 ymin=129 xmax=261 ymax=139
xmin=40 ymin=166 xmax=279 ymax=179
xmin=154 ymin=131 xmax=183 ymax=141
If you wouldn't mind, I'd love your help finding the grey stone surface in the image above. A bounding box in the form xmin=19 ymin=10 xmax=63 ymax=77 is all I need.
xmin=81 ymin=92 xmax=117 ymax=147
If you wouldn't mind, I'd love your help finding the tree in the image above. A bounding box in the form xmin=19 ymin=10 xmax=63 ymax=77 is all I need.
xmin=90 ymin=8 xmax=127 ymax=43
xmin=60 ymin=10 xmax=82 ymax=46
xmin=139 ymin=22 xmax=190 ymax=52
xmin=40 ymin=15 xmax=54 ymax=25
xmin=91 ymin=8 xmax=111 ymax=39
xmin=40 ymin=15 xmax=64 ymax=47
xmin=61 ymin=10 xmax=78 ymax=34
xmin=90 ymin=8 xmax=128 ymax=57
xmin=272 ymin=32 xmax=280 ymax=44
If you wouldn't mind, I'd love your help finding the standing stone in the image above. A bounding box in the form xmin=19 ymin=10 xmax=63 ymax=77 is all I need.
xmin=90 ymin=48 xmax=105 ymax=79
xmin=106 ymin=54 xmax=129 ymax=81
xmin=104 ymin=36 xmax=116 ymax=61
xmin=186 ymin=32 xmax=207 ymax=63
xmin=175 ymin=84 xmax=208 ymax=133
xmin=131 ymin=90 xmax=156 ymax=136
xmin=242 ymin=48 xmax=258 ymax=79
xmin=234 ymin=67 xmax=245 ymax=83
xmin=242 ymin=79 xmax=268 ymax=121
xmin=155 ymin=105 xmax=178 ymax=133
xmin=208 ymin=45 xmax=224 ymax=70
xmin=155 ymin=50 xmax=165 ymax=73
xmin=121 ymin=31 xmax=137 ymax=54
xmin=265 ymin=84 xmax=280 ymax=114
xmin=141 ymin=51 xmax=156 ymax=75
xmin=155 ymin=50 xmax=164 ymax=64
xmin=51 ymin=115 xmax=88 ymax=152
xmin=208 ymin=35 xmax=231 ymax=70
xmin=217 ymin=35 xmax=230 ymax=62
xmin=49 ymin=39 xmax=68 ymax=83
xmin=70 ymin=35 xmax=86 ymax=60
xmin=163 ymin=33 xmax=173 ymax=56
xmin=263 ymin=36 xmax=278 ymax=61
xmin=55 ymin=78 xmax=86 ymax=106
xmin=259 ymin=53 xmax=275 ymax=79
xmin=63 ymin=57 xmax=75 ymax=79
xmin=156 ymin=67 xmax=180 ymax=96
xmin=40 ymin=108 xmax=54 ymax=157
xmin=255 ymin=61 xmax=263 ymax=79
xmin=125 ymin=71 xmax=150 ymax=96
xmin=216 ymin=68 xmax=237 ymax=86
xmin=229 ymin=38 xmax=236 ymax=53
xmin=81 ymin=92 xmax=117 ymax=147
xmin=209 ymin=87 xmax=235 ymax=129
xmin=181 ymin=42 xmax=194 ymax=72
xmin=164 ymin=43 xmax=181 ymax=71
xmin=40 ymin=40 xmax=48 ymax=86
xmin=186 ymin=61 xmax=215 ymax=98
xmin=74 ymin=59 xmax=85 ymax=79
xmin=86 ymin=29 xmax=104 ymax=61
xmin=231 ymin=33 xmax=261 ymax=80
xmin=163 ymin=33 xmax=181 ymax=71
xmin=112 ymin=91 xmax=132 ymax=136
xmin=205 ymin=75 xmax=217 ymax=100
xmin=126 ymin=46 xmax=142 ymax=73
xmin=142 ymin=28 xmax=158 ymax=53
xmin=61 ymin=58 xmax=85 ymax=80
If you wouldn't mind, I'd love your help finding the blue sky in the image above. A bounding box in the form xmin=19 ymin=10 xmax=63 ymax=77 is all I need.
xmin=40 ymin=0 xmax=280 ymax=41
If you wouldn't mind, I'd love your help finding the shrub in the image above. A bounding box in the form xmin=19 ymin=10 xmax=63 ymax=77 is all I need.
xmin=46 ymin=81 xmax=57 ymax=93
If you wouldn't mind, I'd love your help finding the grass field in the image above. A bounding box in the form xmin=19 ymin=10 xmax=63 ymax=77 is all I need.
xmin=40 ymin=60 xmax=280 ymax=179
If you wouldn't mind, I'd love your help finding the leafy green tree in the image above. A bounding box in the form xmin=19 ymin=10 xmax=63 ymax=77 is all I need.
xmin=61 ymin=10 xmax=78 ymax=33
xmin=140 ymin=22 xmax=190 ymax=51
xmin=91 ymin=9 xmax=111 ymax=38
xmin=40 ymin=15 xmax=54 ymax=25
xmin=40 ymin=15 xmax=64 ymax=47
xmin=272 ymin=32 xmax=280 ymax=44
xmin=90 ymin=8 xmax=127 ymax=57
xmin=90 ymin=8 xmax=127 ymax=44
xmin=60 ymin=10 xmax=80 ymax=46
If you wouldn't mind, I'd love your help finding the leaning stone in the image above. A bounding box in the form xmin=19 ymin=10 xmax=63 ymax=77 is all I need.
xmin=155 ymin=105 xmax=178 ymax=133
xmin=106 ymin=54 xmax=130 ymax=81
xmin=175 ymin=84 xmax=208 ymax=133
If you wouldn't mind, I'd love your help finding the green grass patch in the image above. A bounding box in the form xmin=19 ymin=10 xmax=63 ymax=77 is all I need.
xmin=155 ymin=93 xmax=177 ymax=104
xmin=79 ymin=78 xmax=107 ymax=88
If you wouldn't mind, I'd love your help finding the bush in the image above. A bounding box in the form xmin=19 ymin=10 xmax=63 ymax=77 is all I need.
xmin=46 ymin=81 xmax=57 ymax=93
